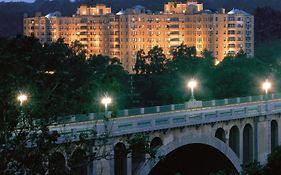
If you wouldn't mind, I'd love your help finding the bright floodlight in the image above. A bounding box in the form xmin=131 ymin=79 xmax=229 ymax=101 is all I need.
xmin=262 ymin=80 xmax=271 ymax=95
xmin=188 ymin=79 xmax=197 ymax=89
xmin=101 ymin=96 xmax=112 ymax=106
xmin=101 ymin=96 xmax=112 ymax=115
xmin=17 ymin=93 xmax=28 ymax=106
xmin=187 ymin=79 xmax=197 ymax=100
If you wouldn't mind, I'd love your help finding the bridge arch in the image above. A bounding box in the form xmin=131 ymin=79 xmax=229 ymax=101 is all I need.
xmin=49 ymin=151 xmax=67 ymax=174
xmin=150 ymin=137 xmax=163 ymax=150
xmin=229 ymin=125 xmax=240 ymax=157
xmin=215 ymin=127 xmax=226 ymax=143
xmin=114 ymin=142 xmax=127 ymax=175
xmin=243 ymin=123 xmax=253 ymax=164
xmin=138 ymin=135 xmax=241 ymax=175
xmin=69 ymin=148 xmax=88 ymax=175
xmin=271 ymin=120 xmax=278 ymax=151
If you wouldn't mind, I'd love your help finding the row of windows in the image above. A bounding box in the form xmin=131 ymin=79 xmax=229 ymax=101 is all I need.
xmin=228 ymin=30 xmax=244 ymax=35
xmin=25 ymin=15 xmax=252 ymax=25
xmin=228 ymin=44 xmax=244 ymax=48
xmin=129 ymin=16 xmax=215 ymax=23
xmin=228 ymin=23 xmax=244 ymax=28
xmin=26 ymin=21 xmax=253 ymax=32
xmin=228 ymin=37 xmax=244 ymax=41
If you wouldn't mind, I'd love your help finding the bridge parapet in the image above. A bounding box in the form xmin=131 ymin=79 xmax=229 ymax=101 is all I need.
xmin=49 ymin=94 xmax=281 ymax=141
xmin=54 ymin=93 xmax=280 ymax=124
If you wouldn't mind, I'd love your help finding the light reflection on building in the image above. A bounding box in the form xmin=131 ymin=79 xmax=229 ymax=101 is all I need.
xmin=24 ymin=0 xmax=254 ymax=73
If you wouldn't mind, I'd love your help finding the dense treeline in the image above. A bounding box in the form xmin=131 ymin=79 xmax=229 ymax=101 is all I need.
xmin=132 ymin=43 xmax=281 ymax=106
xmin=0 ymin=35 xmax=131 ymax=174
xmin=1 ymin=35 xmax=281 ymax=118
xmin=0 ymin=36 xmax=130 ymax=123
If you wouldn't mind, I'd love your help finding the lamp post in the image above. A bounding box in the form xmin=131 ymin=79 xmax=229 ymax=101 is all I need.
xmin=17 ymin=93 xmax=28 ymax=128
xmin=17 ymin=93 xmax=28 ymax=106
xmin=187 ymin=79 xmax=197 ymax=101
xmin=101 ymin=96 xmax=112 ymax=117
xmin=262 ymin=80 xmax=271 ymax=95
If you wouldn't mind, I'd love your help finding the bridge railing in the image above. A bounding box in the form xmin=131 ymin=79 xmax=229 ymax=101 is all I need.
xmin=53 ymin=93 xmax=281 ymax=124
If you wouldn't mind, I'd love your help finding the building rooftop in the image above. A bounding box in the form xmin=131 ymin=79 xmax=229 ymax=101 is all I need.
xmin=45 ymin=11 xmax=61 ymax=18
xmin=228 ymin=8 xmax=250 ymax=15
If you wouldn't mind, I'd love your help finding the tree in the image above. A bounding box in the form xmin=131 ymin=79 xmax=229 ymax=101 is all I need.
xmin=0 ymin=36 xmax=133 ymax=174
xmin=134 ymin=49 xmax=147 ymax=75
xmin=147 ymin=46 xmax=167 ymax=74
xmin=264 ymin=146 xmax=281 ymax=175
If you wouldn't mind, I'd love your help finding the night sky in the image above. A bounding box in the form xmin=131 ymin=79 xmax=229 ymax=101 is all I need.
xmin=1 ymin=0 xmax=35 ymax=2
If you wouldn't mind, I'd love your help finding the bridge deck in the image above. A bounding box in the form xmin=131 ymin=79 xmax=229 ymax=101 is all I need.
xmin=48 ymin=93 xmax=281 ymax=141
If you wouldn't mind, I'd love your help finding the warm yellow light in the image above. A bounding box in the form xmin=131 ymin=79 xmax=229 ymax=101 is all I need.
xmin=187 ymin=79 xmax=197 ymax=89
xmin=262 ymin=80 xmax=271 ymax=94
xmin=17 ymin=93 xmax=28 ymax=106
xmin=101 ymin=96 xmax=112 ymax=105
xmin=45 ymin=71 xmax=55 ymax=74
xmin=215 ymin=60 xmax=220 ymax=66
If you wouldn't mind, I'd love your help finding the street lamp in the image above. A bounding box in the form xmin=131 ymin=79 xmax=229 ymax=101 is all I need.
xmin=187 ymin=79 xmax=197 ymax=100
xmin=101 ymin=96 xmax=112 ymax=116
xmin=16 ymin=93 xmax=28 ymax=128
xmin=262 ymin=80 xmax=271 ymax=95
xmin=17 ymin=93 xmax=28 ymax=106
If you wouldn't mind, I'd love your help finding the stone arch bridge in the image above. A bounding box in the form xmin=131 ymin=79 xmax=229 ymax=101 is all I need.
xmin=49 ymin=94 xmax=281 ymax=175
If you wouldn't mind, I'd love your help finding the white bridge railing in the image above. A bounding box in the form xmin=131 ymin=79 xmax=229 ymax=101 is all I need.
xmin=54 ymin=93 xmax=281 ymax=124
xmin=48 ymin=93 xmax=281 ymax=141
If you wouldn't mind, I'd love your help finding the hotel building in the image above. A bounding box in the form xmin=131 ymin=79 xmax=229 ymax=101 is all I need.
xmin=23 ymin=0 xmax=254 ymax=72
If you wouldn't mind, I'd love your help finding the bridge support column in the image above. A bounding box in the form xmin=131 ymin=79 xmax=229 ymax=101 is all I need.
xmin=256 ymin=117 xmax=271 ymax=164
xmin=224 ymin=99 xmax=228 ymax=105
xmin=127 ymin=154 xmax=132 ymax=175
xmin=89 ymin=113 xmax=94 ymax=120
xmin=278 ymin=119 xmax=281 ymax=146
xmin=249 ymin=96 xmax=252 ymax=102
xmin=92 ymin=159 xmax=112 ymax=175
xmin=140 ymin=108 xmax=144 ymax=114
xmin=225 ymin=130 xmax=229 ymax=146
xmin=239 ymin=127 xmax=243 ymax=162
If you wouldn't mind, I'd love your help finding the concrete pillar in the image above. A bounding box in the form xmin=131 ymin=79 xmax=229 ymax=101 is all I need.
xmin=239 ymin=126 xmax=243 ymax=162
xmin=231 ymin=109 xmax=234 ymax=116
xmin=127 ymin=154 xmax=132 ymax=175
xmin=224 ymin=99 xmax=228 ymax=105
xmin=156 ymin=106 xmax=160 ymax=112
xmin=140 ymin=108 xmax=144 ymax=114
xmin=88 ymin=160 xmax=95 ymax=175
xmin=225 ymin=129 xmax=229 ymax=146
xmin=89 ymin=113 xmax=94 ymax=120
xmin=71 ymin=128 xmax=77 ymax=139
xmin=216 ymin=111 xmax=220 ymax=118
xmin=92 ymin=160 xmax=99 ymax=175
xmin=256 ymin=117 xmax=271 ymax=164
xmin=109 ymin=158 xmax=115 ymax=175
xmin=244 ymin=107 xmax=248 ymax=114
xmin=278 ymin=118 xmax=281 ymax=145
xmin=237 ymin=97 xmax=240 ymax=103
xmin=124 ymin=109 xmax=128 ymax=116
xmin=88 ymin=147 xmax=94 ymax=175
xmin=71 ymin=115 xmax=76 ymax=122
xmin=171 ymin=104 xmax=175 ymax=111
xmin=249 ymin=96 xmax=252 ymax=102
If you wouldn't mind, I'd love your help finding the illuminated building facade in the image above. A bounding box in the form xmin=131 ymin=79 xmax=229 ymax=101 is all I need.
xmin=24 ymin=1 xmax=254 ymax=72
